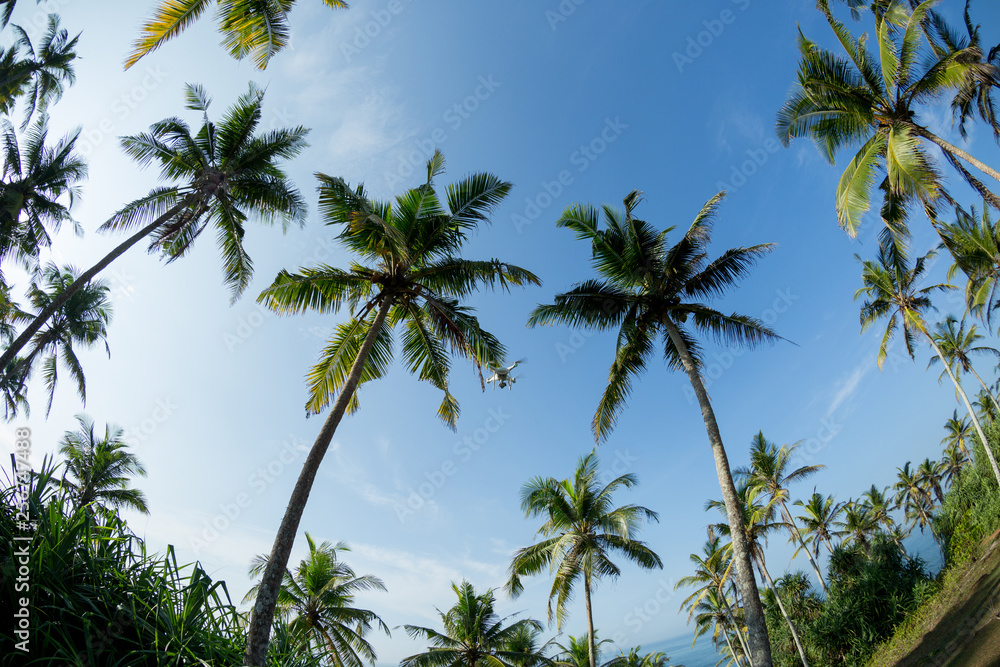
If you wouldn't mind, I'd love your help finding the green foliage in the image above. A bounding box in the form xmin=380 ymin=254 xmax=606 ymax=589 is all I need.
xmin=762 ymin=572 xmax=823 ymax=667
xmin=936 ymin=420 xmax=1000 ymax=565
xmin=810 ymin=535 xmax=929 ymax=665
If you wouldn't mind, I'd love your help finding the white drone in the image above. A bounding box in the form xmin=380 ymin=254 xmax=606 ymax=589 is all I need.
xmin=485 ymin=359 xmax=524 ymax=391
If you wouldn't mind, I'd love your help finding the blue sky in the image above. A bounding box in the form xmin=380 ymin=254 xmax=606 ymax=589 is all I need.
xmin=3 ymin=0 xmax=1000 ymax=663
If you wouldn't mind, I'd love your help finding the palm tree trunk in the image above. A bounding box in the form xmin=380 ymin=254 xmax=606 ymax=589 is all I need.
xmin=661 ymin=318 xmax=773 ymax=667
xmin=244 ymin=297 xmax=392 ymax=667
xmin=721 ymin=625 xmax=742 ymax=667
xmin=721 ymin=589 xmax=754 ymax=667
xmin=924 ymin=331 xmax=1000 ymax=489
xmin=756 ymin=559 xmax=809 ymax=667
xmin=968 ymin=365 xmax=1000 ymax=418
xmin=0 ymin=195 xmax=196 ymax=375
xmin=584 ymin=572 xmax=597 ymax=667
xmin=778 ymin=500 xmax=827 ymax=595
xmin=912 ymin=125 xmax=1000 ymax=184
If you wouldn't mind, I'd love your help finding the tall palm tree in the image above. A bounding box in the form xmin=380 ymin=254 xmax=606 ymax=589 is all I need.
xmin=0 ymin=82 xmax=308 ymax=377
xmin=245 ymin=535 xmax=389 ymax=667
xmin=928 ymin=317 xmax=1000 ymax=415
xmin=244 ymin=151 xmax=539 ymax=667
xmin=937 ymin=203 xmax=1000 ymax=328
xmin=505 ymin=451 xmax=662 ymax=667
xmin=855 ymin=243 xmax=1000 ymax=488
xmin=777 ymin=0 xmax=1000 ymax=237
xmin=527 ymin=190 xmax=779 ymax=667
xmin=894 ymin=461 xmax=935 ymax=534
xmin=917 ymin=457 xmax=946 ymax=504
xmin=736 ymin=432 xmax=828 ymax=594
xmin=125 ymin=0 xmax=349 ymax=71
xmin=0 ymin=14 xmax=78 ymax=127
xmin=858 ymin=483 xmax=897 ymax=533
xmin=16 ymin=264 xmax=112 ymax=417
xmin=793 ymin=491 xmax=846 ymax=558
xmin=942 ymin=409 xmax=973 ymax=459
xmin=675 ymin=533 xmax=752 ymax=666
xmin=401 ymin=581 xmax=545 ymax=667
xmin=58 ymin=414 xmax=148 ymax=515
xmin=0 ymin=117 xmax=86 ymax=278
xmin=710 ymin=484 xmax=809 ymax=667
xmin=835 ymin=503 xmax=880 ymax=552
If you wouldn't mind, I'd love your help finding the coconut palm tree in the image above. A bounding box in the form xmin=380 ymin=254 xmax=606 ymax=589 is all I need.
xmin=793 ymin=491 xmax=846 ymax=558
xmin=244 ymin=151 xmax=539 ymax=667
xmin=777 ymin=0 xmax=1000 ymax=237
xmin=505 ymin=625 xmax=556 ymax=667
xmin=0 ymin=82 xmax=308 ymax=378
xmin=58 ymin=414 xmax=148 ymax=515
xmin=0 ymin=14 xmax=78 ymax=127
xmin=835 ymin=503 xmax=880 ymax=552
xmin=125 ymin=0 xmax=349 ymax=71
xmin=941 ymin=440 xmax=970 ymax=486
xmin=736 ymin=432 xmax=828 ymax=594
xmin=0 ymin=117 xmax=86 ymax=278
xmin=603 ymin=647 xmax=673 ymax=667
xmin=401 ymin=581 xmax=545 ymax=667
xmin=917 ymin=457 xmax=946 ymax=504
xmin=505 ymin=451 xmax=662 ymax=667
xmin=894 ymin=461 xmax=935 ymax=534
xmin=928 ymin=317 xmax=1000 ymax=415
xmin=14 ymin=264 xmax=112 ymax=417
xmin=942 ymin=409 xmax=973 ymax=459
xmin=553 ymin=634 xmax=611 ymax=667
xmin=690 ymin=587 xmax=746 ymax=667
xmin=855 ymin=242 xmax=1000 ymax=488
xmin=710 ymin=484 xmax=808 ymax=667
xmin=676 ymin=533 xmax=752 ymax=665
xmin=858 ymin=484 xmax=897 ymax=533
xmin=937 ymin=203 xmax=1000 ymax=327
xmin=527 ymin=190 xmax=779 ymax=667
xmin=245 ymin=535 xmax=389 ymax=667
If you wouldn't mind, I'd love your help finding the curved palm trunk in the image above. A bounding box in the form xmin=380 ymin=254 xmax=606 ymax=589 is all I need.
xmin=721 ymin=589 xmax=753 ymax=667
xmin=721 ymin=624 xmax=742 ymax=667
xmin=912 ymin=125 xmax=1000 ymax=184
xmin=756 ymin=559 xmax=809 ymax=667
xmin=244 ymin=298 xmax=392 ymax=667
xmin=925 ymin=332 xmax=1000 ymax=489
xmin=777 ymin=500 xmax=827 ymax=596
xmin=662 ymin=319 xmax=772 ymax=667
xmin=0 ymin=195 xmax=196 ymax=374
xmin=584 ymin=572 xmax=597 ymax=667
xmin=968 ymin=365 xmax=1000 ymax=418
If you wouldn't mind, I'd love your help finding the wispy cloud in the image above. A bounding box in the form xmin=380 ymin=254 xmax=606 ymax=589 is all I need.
xmin=825 ymin=358 xmax=872 ymax=420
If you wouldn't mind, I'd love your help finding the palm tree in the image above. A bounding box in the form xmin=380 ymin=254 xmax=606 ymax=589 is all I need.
xmin=16 ymin=264 xmax=112 ymax=417
xmin=675 ymin=533 xmax=752 ymax=666
xmin=858 ymin=484 xmax=897 ymax=533
xmin=125 ymin=0 xmax=349 ymax=71
xmin=928 ymin=317 xmax=1000 ymax=415
xmin=710 ymin=484 xmax=809 ymax=667
xmin=553 ymin=634 xmax=611 ymax=667
xmin=244 ymin=151 xmax=539 ymax=667
xmin=245 ymin=535 xmax=389 ymax=667
xmin=777 ymin=0 xmax=1000 ymax=237
xmin=937 ymin=203 xmax=1000 ymax=327
xmin=917 ymin=457 xmax=946 ymax=504
xmin=974 ymin=385 xmax=1000 ymax=426
xmin=736 ymin=432 xmax=828 ymax=594
xmin=603 ymin=647 xmax=673 ymax=667
xmin=690 ymin=587 xmax=745 ymax=667
xmin=0 ymin=117 xmax=86 ymax=278
xmin=855 ymin=243 xmax=1000 ymax=488
xmin=835 ymin=503 xmax=880 ymax=552
xmin=941 ymin=440 xmax=970 ymax=486
xmin=0 ymin=82 xmax=308 ymax=377
xmin=793 ymin=491 xmax=846 ymax=558
xmin=505 ymin=625 xmax=555 ymax=667
xmin=401 ymin=581 xmax=545 ymax=667
xmin=894 ymin=461 xmax=935 ymax=534
xmin=527 ymin=190 xmax=779 ymax=667
xmin=942 ymin=409 xmax=973 ymax=459
xmin=0 ymin=14 xmax=78 ymax=127
xmin=505 ymin=451 xmax=662 ymax=667
xmin=58 ymin=414 xmax=148 ymax=515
